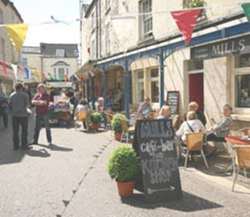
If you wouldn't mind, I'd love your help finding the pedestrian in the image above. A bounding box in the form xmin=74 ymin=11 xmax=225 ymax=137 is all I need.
xmin=136 ymin=97 xmax=153 ymax=120
xmin=32 ymin=83 xmax=52 ymax=145
xmin=0 ymin=91 xmax=8 ymax=129
xmin=9 ymin=83 xmax=30 ymax=150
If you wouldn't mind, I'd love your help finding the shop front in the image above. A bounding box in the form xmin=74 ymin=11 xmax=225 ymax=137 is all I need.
xmin=188 ymin=34 xmax=250 ymax=128
xmin=131 ymin=58 xmax=160 ymax=110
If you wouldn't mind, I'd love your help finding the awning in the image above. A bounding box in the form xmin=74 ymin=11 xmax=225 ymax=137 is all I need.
xmin=130 ymin=58 xmax=159 ymax=71
xmin=0 ymin=61 xmax=15 ymax=81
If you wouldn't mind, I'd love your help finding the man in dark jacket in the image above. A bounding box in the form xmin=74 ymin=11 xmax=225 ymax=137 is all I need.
xmin=9 ymin=83 xmax=30 ymax=150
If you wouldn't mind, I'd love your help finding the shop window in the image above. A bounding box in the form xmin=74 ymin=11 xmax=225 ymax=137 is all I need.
xmin=150 ymin=69 xmax=159 ymax=103
xmin=238 ymin=54 xmax=250 ymax=68
xmin=139 ymin=0 xmax=153 ymax=41
xmin=137 ymin=71 xmax=144 ymax=102
xmin=236 ymin=74 xmax=250 ymax=108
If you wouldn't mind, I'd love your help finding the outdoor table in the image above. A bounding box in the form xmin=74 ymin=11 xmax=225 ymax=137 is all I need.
xmin=225 ymin=136 xmax=250 ymax=173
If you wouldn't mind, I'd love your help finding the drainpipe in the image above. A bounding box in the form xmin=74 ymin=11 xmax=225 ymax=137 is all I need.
xmin=124 ymin=57 xmax=130 ymax=119
xmin=159 ymin=48 xmax=164 ymax=107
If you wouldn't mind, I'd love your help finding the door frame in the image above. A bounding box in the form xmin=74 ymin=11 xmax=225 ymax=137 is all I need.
xmin=188 ymin=69 xmax=204 ymax=111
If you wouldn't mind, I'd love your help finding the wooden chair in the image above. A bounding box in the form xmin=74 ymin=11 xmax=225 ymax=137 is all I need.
xmin=185 ymin=133 xmax=209 ymax=169
xmin=232 ymin=145 xmax=250 ymax=192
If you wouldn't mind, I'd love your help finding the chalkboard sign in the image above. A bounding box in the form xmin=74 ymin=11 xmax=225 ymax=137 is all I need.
xmin=166 ymin=91 xmax=180 ymax=115
xmin=135 ymin=119 xmax=182 ymax=203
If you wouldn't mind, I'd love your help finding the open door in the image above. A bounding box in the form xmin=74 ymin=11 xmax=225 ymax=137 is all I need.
xmin=189 ymin=73 xmax=204 ymax=111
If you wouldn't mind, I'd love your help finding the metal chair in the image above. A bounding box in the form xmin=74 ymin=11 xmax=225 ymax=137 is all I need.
xmin=232 ymin=145 xmax=250 ymax=192
xmin=185 ymin=133 xmax=209 ymax=169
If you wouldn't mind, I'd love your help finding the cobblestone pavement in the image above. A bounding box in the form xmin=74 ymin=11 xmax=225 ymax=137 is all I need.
xmin=0 ymin=117 xmax=250 ymax=217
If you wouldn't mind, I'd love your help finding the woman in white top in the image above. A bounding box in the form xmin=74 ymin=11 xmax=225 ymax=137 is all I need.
xmin=176 ymin=111 xmax=205 ymax=143
xmin=157 ymin=105 xmax=171 ymax=120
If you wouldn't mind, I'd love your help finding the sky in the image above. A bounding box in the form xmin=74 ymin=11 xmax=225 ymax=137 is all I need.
xmin=12 ymin=0 xmax=92 ymax=46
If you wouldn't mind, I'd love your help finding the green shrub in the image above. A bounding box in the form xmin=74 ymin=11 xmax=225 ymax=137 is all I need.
xmin=111 ymin=113 xmax=128 ymax=133
xmin=108 ymin=145 xmax=139 ymax=182
xmin=190 ymin=0 xmax=204 ymax=8
xmin=90 ymin=112 xmax=102 ymax=124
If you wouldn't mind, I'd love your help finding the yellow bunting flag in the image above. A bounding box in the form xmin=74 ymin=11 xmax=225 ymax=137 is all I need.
xmin=4 ymin=24 xmax=28 ymax=51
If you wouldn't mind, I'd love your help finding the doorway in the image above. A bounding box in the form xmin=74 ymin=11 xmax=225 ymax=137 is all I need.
xmin=189 ymin=73 xmax=204 ymax=111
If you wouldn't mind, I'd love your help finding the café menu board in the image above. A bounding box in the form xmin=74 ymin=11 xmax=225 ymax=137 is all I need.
xmin=166 ymin=91 xmax=180 ymax=115
xmin=135 ymin=119 xmax=182 ymax=203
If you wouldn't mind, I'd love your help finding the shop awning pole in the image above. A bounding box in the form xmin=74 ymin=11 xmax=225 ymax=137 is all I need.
xmin=160 ymin=48 xmax=165 ymax=107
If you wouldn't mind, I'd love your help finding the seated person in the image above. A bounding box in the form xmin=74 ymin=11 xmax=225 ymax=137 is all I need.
xmin=137 ymin=97 xmax=153 ymax=120
xmin=207 ymin=104 xmax=233 ymax=142
xmin=186 ymin=101 xmax=207 ymax=126
xmin=157 ymin=105 xmax=171 ymax=120
xmin=176 ymin=111 xmax=205 ymax=144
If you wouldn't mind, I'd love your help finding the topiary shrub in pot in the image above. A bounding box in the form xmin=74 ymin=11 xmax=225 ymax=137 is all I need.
xmin=90 ymin=112 xmax=102 ymax=130
xmin=111 ymin=113 xmax=128 ymax=141
xmin=108 ymin=145 xmax=139 ymax=198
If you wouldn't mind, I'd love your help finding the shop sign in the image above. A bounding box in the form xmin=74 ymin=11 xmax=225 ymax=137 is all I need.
xmin=134 ymin=119 xmax=182 ymax=203
xmin=191 ymin=35 xmax=250 ymax=59
xmin=166 ymin=91 xmax=180 ymax=115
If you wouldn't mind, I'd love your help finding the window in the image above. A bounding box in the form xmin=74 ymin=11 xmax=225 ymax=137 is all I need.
xmin=236 ymin=74 xmax=250 ymax=108
xmin=139 ymin=0 xmax=153 ymax=40
xmin=22 ymin=57 xmax=28 ymax=66
xmin=105 ymin=24 xmax=110 ymax=55
xmin=137 ymin=70 xmax=144 ymax=102
xmin=56 ymin=49 xmax=65 ymax=57
xmin=150 ymin=69 xmax=159 ymax=103
xmin=58 ymin=68 xmax=65 ymax=80
xmin=0 ymin=9 xmax=3 ymax=24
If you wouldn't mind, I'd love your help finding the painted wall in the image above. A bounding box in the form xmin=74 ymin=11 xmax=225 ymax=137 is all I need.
xmin=81 ymin=0 xmax=250 ymax=65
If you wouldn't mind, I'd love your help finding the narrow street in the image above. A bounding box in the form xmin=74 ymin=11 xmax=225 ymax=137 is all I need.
xmin=0 ymin=118 xmax=250 ymax=217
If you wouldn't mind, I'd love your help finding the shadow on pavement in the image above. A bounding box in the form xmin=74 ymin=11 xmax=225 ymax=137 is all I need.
xmin=35 ymin=144 xmax=73 ymax=152
xmin=25 ymin=148 xmax=51 ymax=158
xmin=121 ymin=191 xmax=223 ymax=212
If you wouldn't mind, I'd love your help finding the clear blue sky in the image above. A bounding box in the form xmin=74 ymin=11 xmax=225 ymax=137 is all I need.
xmin=12 ymin=0 xmax=91 ymax=46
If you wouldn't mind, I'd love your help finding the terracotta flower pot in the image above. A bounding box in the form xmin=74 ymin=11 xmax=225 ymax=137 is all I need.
xmin=115 ymin=132 xmax=122 ymax=141
xmin=116 ymin=181 xmax=135 ymax=198
xmin=91 ymin=123 xmax=100 ymax=130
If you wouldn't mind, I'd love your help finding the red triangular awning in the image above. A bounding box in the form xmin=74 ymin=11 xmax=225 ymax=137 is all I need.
xmin=171 ymin=9 xmax=202 ymax=44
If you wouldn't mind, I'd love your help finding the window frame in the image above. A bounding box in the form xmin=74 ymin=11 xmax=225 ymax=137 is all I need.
xmin=150 ymin=68 xmax=159 ymax=103
xmin=139 ymin=0 xmax=153 ymax=41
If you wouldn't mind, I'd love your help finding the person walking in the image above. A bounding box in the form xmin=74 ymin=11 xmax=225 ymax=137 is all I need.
xmin=32 ymin=84 xmax=52 ymax=145
xmin=9 ymin=83 xmax=30 ymax=150
xmin=0 ymin=92 xmax=8 ymax=129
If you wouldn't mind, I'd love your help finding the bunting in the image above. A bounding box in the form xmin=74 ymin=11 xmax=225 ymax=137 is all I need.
xmin=4 ymin=24 xmax=28 ymax=51
xmin=171 ymin=9 xmax=202 ymax=44
xmin=242 ymin=3 xmax=250 ymax=22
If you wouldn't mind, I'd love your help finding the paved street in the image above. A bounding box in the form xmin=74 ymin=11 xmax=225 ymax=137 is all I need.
xmin=0 ymin=118 xmax=250 ymax=217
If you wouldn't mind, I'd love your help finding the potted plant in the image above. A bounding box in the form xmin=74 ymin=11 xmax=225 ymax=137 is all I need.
xmin=90 ymin=112 xmax=102 ymax=130
xmin=108 ymin=145 xmax=139 ymax=198
xmin=111 ymin=113 xmax=128 ymax=141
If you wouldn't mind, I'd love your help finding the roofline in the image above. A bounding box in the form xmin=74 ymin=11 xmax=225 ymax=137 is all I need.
xmin=40 ymin=43 xmax=78 ymax=46
xmin=84 ymin=0 xmax=97 ymax=18
xmin=1 ymin=0 xmax=24 ymax=22
xmin=94 ymin=12 xmax=246 ymax=63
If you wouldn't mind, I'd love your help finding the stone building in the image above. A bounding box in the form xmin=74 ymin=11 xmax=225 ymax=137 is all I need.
xmin=21 ymin=43 xmax=79 ymax=86
xmin=80 ymin=0 xmax=250 ymax=129
xmin=0 ymin=0 xmax=23 ymax=95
